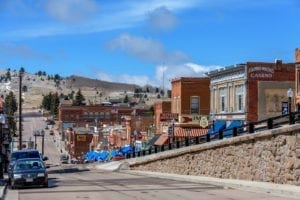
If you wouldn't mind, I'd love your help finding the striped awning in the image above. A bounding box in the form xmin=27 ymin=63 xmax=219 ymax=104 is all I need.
xmin=174 ymin=128 xmax=208 ymax=137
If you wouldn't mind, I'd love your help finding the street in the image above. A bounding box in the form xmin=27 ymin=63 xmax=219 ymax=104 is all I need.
xmin=5 ymin=110 xmax=296 ymax=200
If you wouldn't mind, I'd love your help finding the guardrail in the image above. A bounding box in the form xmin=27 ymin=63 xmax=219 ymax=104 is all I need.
xmin=124 ymin=111 xmax=300 ymax=159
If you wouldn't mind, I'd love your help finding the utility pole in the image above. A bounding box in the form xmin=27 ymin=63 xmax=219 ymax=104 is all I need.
xmin=0 ymin=123 xmax=3 ymax=179
xmin=18 ymin=71 xmax=23 ymax=150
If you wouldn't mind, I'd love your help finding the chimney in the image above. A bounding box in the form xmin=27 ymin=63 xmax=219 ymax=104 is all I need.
xmin=296 ymin=48 xmax=300 ymax=62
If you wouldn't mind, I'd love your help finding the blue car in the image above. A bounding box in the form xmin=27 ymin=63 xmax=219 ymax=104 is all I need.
xmin=8 ymin=149 xmax=48 ymax=185
xmin=10 ymin=158 xmax=48 ymax=189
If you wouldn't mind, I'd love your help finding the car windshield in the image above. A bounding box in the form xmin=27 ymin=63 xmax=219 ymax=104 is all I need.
xmin=15 ymin=159 xmax=45 ymax=170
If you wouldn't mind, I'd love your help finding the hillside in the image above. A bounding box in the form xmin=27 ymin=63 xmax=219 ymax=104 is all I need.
xmin=0 ymin=70 xmax=164 ymax=109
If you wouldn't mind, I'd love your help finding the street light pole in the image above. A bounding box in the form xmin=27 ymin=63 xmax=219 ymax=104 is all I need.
xmin=18 ymin=71 xmax=23 ymax=150
xmin=41 ymin=130 xmax=45 ymax=156
xmin=0 ymin=123 xmax=3 ymax=179
xmin=287 ymin=88 xmax=294 ymax=113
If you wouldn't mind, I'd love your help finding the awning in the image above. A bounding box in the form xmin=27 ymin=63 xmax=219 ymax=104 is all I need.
xmin=207 ymin=120 xmax=226 ymax=134
xmin=174 ymin=128 xmax=208 ymax=137
xmin=223 ymin=120 xmax=244 ymax=136
xmin=154 ymin=134 xmax=169 ymax=146
xmin=148 ymin=134 xmax=161 ymax=146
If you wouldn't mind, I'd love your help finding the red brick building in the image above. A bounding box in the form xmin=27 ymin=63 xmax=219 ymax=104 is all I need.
xmin=155 ymin=77 xmax=211 ymax=146
xmin=59 ymin=101 xmax=154 ymax=151
xmin=65 ymin=127 xmax=95 ymax=161
xmin=153 ymin=101 xmax=171 ymax=133
xmin=246 ymin=61 xmax=295 ymax=121
xmin=171 ymin=77 xmax=210 ymax=115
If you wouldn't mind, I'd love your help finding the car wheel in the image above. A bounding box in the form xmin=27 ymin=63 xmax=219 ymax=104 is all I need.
xmin=43 ymin=182 xmax=48 ymax=188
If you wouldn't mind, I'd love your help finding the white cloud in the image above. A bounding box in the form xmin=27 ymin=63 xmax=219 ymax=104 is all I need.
xmin=45 ymin=0 xmax=98 ymax=23
xmin=1 ymin=0 xmax=201 ymax=39
xmin=146 ymin=6 xmax=178 ymax=32
xmin=94 ymin=62 xmax=220 ymax=88
xmin=107 ymin=34 xmax=190 ymax=65
xmin=95 ymin=71 xmax=151 ymax=87
xmin=155 ymin=63 xmax=221 ymax=89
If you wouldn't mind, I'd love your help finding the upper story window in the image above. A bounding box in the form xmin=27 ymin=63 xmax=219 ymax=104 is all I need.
xmin=219 ymin=87 xmax=227 ymax=112
xmin=190 ymin=96 xmax=199 ymax=114
xmin=297 ymin=69 xmax=300 ymax=94
xmin=235 ymin=85 xmax=244 ymax=112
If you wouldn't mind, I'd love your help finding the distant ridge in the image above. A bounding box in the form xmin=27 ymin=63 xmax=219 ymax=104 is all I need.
xmin=65 ymin=75 xmax=139 ymax=92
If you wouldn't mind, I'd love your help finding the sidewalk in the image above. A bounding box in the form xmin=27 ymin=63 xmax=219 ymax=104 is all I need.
xmin=91 ymin=161 xmax=300 ymax=200
xmin=124 ymin=170 xmax=300 ymax=199
xmin=0 ymin=173 xmax=8 ymax=200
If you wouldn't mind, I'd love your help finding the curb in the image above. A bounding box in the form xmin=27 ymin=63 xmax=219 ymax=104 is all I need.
xmin=121 ymin=170 xmax=300 ymax=200
xmin=0 ymin=179 xmax=7 ymax=200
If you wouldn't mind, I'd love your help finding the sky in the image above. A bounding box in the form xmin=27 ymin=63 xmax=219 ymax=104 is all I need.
xmin=0 ymin=0 xmax=299 ymax=89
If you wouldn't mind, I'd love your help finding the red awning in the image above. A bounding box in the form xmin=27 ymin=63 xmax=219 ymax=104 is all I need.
xmin=174 ymin=128 xmax=208 ymax=137
xmin=154 ymin=134 xmax=169 ymax=146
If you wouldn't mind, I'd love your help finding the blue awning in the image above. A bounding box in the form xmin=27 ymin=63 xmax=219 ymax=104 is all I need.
xmin=207 ymin=120 xmax=226 ymax=134
xmin=223 ymin=120 xmax=244 ymax=137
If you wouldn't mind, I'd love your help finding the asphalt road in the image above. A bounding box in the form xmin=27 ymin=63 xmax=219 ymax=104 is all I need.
xmin=5 ymin=110 xmax=297 ymax=200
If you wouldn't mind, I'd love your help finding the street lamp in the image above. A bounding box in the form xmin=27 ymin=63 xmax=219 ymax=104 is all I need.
xmin=171 ymin=118 xmax=176 ymax=142
xmin=287 ymin=88 xmax=294 ymax=113
xmin=41 ymin=130 xmax=45 ymax=156
xmin=18 ymin=70 xmax=23 ymax=150
xmin=186 ymin=128 xmax=191 ymax=146
xmin=0 ymin=113 xmax=5 ymax=179
xmin=211 ymin=113 xmax=216 ymax=132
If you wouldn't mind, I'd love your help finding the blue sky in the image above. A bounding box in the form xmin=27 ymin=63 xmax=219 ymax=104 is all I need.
xmin=0 ymin=0 xmax=299 ymax=88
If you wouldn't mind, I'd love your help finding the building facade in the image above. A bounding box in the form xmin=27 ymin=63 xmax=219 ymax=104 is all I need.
xmin=153 ymin=101 xmax=171 ymax=134
xmin=207 ymin=60 xmax=295 ymax=124
xmin=171 ymin=77 xmax=210 ymax=115
xmin=295 ymin=48 xmax=300 ymax=108
xmin=154 ymin=77 xmax=211 ymax=146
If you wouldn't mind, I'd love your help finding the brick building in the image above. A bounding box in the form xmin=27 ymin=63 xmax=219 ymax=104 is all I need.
xmin=171 ymin=77 xmax=210 ymax=115
xmin=65 ymin=127 xmax=95 ymax=161
xmin=153 ymin=101 xmax=171 ymax=134
xmin=155 ymin=77 xmax=210 ymax=146
xmin=207 ymin=60 xmax=295 ymax=125
xmin=59 ymin=101 xmax=154 ymax=151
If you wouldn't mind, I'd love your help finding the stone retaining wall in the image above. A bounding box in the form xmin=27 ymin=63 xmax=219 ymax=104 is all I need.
xmin=131 ymin=125 xmax=300 ymax=186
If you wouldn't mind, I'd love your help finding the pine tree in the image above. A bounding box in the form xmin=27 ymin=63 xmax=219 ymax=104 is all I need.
xmin=123 ymin=95 xmax=129 ymax=103
xmin=4 ymin=91 xmax=18 ymax=136
xmin=73 ymin=89 xmax=85 ymax=106
xmin=50 ymin=92 xmax=60 ymax=116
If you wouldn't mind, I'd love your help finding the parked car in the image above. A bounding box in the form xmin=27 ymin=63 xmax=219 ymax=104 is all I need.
xmin=8 ymin=149 xmax=48 ymax=184
xmin=9 ymin=158 xmax=48 ymax=189
xmin=111 ymin=154 xmax=125 ymax=161
xmin=46 ymin=119 xmax=55 ymax=125
xmin=60 ymin=154 xmax=69 ymax=164
xmin=49 ymin=130 xmax=54 ymax=135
